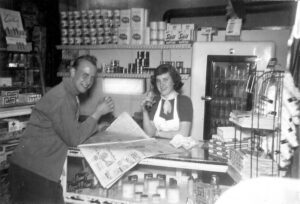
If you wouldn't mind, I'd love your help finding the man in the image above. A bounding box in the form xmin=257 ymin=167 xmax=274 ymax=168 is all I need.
xmin=9 ymin=55 xmax=114 ymax=203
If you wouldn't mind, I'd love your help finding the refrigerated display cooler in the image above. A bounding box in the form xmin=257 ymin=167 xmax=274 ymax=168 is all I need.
xmin=190 ymin=42 xmax=275 ymax=141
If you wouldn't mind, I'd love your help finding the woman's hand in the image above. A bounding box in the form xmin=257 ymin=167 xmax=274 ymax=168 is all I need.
xmin=141 ymin=92 xmax=155 ymax=112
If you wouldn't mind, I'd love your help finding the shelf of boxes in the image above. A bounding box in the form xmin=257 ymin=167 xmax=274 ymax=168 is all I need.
xmin=0 ymin=105 xmax=33 ymax=119
xmin=56 ymin=44 xmax=191 ymax=50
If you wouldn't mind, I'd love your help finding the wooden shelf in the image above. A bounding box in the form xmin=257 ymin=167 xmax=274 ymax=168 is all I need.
xmin=0 ymin=105 xmax=33 ymax=119
xmin=56 ymin=44 xmax=192 ymax=50
xmin=57 ymin=71 xmax=191 ymax=80
xmin=0 ymin=43 xmax=32 ymax=52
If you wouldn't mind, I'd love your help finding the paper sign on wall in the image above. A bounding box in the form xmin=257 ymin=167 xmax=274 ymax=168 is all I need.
xmin=0 ymin=8 xmax=27 ymax=45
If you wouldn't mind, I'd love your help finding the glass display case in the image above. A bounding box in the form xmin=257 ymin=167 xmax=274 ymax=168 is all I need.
xmin=61 ymin=140 xmax=232 ymax=204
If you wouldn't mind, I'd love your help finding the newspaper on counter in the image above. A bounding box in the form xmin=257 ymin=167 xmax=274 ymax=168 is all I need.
xmin=78 ymin=112 xmax=181 ymax=188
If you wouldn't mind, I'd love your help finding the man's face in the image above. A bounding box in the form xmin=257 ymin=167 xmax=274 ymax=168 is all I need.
xmin=71 ymin=60 xmax=97 ymax=94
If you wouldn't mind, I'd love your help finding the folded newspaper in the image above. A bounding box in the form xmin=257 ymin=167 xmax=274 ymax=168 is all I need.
xmin=78 ymin=112 xmax=181 ymax=188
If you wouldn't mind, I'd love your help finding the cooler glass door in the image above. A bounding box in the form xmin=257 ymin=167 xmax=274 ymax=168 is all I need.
xmin=203 ymin=55 xmax=257 ymax=140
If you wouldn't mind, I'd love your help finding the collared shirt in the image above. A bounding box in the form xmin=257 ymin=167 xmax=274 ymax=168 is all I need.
xmin=10 ymin=78 xmax=98 ymax=182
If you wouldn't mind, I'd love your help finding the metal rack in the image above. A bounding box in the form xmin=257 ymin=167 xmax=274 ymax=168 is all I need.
xmin=229 ymin=69 xmax=284 ymax=180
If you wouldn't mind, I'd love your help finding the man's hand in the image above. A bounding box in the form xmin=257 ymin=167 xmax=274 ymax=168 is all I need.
xmin=92 ymin=97 xmax=114 ymax=120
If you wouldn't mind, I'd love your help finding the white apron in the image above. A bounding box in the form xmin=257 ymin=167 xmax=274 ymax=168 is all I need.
xmin=153 ymin=95 xmax=180 ymax=132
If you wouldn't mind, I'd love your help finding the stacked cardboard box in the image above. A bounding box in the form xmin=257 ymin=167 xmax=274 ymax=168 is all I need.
xmin=165 ymin=23 xmax=196 ymax=44
xmin=118 ymin=8 xmax=149 ymax=45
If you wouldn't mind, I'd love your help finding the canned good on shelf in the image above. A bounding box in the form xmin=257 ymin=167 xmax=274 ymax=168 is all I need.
xmin=81 ymin=18 xmax=89 ymax=27
xmin=61 ymin=29 xmax=68 ymax=36
xmin=88 ymin=10 xmax=95 ymax=19
xmin=73 ymin=11 xmax=81 ymax=19
xmin=68 ymin=37 xmax=75 ymax=45
xmin=75 ymin=20 xmax=82 ymax=28
xmin=81 ymin=10 xmax=88 ymax=19
xmin=157 ymin=21 xmax=167 ymax=30
xmin=150 ymin=21 xmax=158 ymax=30
xmin=60 ymin=11 xmax=67 ymax=19
xmin=61 ymin=20 xmax=68 ymax=28
xmin=104 ymin=35 xmax=112 ymax=44
xmin=158 ymin=40 xmax=165 ymax=45
xmin=96 ymin=27 xmax=104 ymax=36
xmin=150 ymin=40 xmax=158 ymax=45
xmin=112 ymin=35 xmax=118 ymax=44
xmin=90 ymin=28 xmax=97 ymax=36
xmin=75 ymin=28 xmax=82 ymax=37
xmin=68 ymin=20 xmax=75 ymax=28
xmin=101 ymin=9 xmax=109 ymax=18
xmin=82 ymin=28 xmax=89 ymax=37
xmin=157 ymin=30 xmax=164 ymax=40
xmin=61 ymin=37 xmax=68 ymax=45
xmin=103 ymin=18 xmax=111 ymax=27
xmin=68 ymin=28 xmax=75 ymax=37
xmin=89 ymin=19 xmax=95 ymax=28
xmin=83 ymin=36 xmax=91 ymax=45
xmin=112 ymin=18 xmax=120 ymax=27
xmin=150 ymin=30 xmax=158 ymax=40
xmin=111 ymin=27 xmax=118 ymax=35
xmin=94 ymin=9 xmax=101 ymax=19
xmin=90 ymin=37 xmax=97 ymax=45
xmin=97 ymin=36 xmax=104 ymax=44
xmin=75 ymin=37 xmax=82 ymax=45
xmin=95 ymin=18 xmax=103 ymax=27
xmin=113 ymin=9 xmax=120 ymax=18
xmin=67 ymin=11 xmax=73 ymax=20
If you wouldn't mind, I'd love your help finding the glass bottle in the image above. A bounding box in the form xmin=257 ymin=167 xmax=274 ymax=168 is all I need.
xmin=210 ymin=174 xmax=221 ymax=203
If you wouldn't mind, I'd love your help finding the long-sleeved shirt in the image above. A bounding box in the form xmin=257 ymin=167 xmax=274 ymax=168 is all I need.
xmin=10 ymin=78 xmax=98 ymax=182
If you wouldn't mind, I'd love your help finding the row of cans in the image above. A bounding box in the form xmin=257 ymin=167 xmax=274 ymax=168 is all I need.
xmin=61 ymin=17 xmax=121 ymax=29
xmin=60 ymin=9 xmax=120 ymax=20
xmin=61 ymin=35 xmax=118 ymax=45
xmin=61 ymin=27 xmax=119 ymax=37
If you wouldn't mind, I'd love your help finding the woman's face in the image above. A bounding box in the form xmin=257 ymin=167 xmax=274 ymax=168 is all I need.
xmin=156 ymin=72 xmax=174 ymax=97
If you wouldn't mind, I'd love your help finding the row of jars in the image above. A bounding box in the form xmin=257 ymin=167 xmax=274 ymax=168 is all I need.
xmin=61 ymin=17 xmax=121 ymax=29
xmin=60 ymin=9 xmax=120 ymax=20
xmin=61 ymin=26 xmax=118 ymax=38
xmin=61 ymin=35 xmax=118 ymax=45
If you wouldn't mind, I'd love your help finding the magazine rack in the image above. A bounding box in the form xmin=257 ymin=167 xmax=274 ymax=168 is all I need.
xmin=229 ymin=69 xmax=285 ymax=180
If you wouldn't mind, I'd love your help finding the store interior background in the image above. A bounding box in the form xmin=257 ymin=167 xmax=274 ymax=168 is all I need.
xmin=0 ymin=0 xmax=299 ymax=178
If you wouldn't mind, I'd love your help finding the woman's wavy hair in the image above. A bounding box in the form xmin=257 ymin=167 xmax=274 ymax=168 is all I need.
xmin=151 ymin=64 xmax=183 ymax=95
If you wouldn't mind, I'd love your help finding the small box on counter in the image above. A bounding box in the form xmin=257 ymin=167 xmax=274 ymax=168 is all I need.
xmin=1 ymin=89 xmax=19 ymax=97
xmin=18 ymin=93 xmax=41 ymax=104
xmin=0 ymin=140 xmax=19 ymax=170
xmin=0 ymin=95 xmax=17 ymax=106
xmin=0 ymin=77 xmax=12 ymax=87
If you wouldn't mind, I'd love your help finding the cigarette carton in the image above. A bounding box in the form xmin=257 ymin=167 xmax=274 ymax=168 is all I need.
xmin=120 ymin=9 xmax=131 ymax=28
xmin=131 ymin=8 xmax=145 ymax=29
xmin=118 ymin=27 xmax=131 ymax=45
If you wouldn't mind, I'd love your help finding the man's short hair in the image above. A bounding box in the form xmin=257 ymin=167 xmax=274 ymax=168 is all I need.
xmin=73 ymin=55 xmax=97 ymax=69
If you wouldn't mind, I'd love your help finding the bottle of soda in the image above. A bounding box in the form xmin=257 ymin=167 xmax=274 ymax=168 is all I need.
xmin=210 ymin=174 xmax=221 ymax=203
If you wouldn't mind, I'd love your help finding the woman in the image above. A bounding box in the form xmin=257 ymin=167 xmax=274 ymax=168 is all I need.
xmin=142 ymin=64 xmax=193 ymax=139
